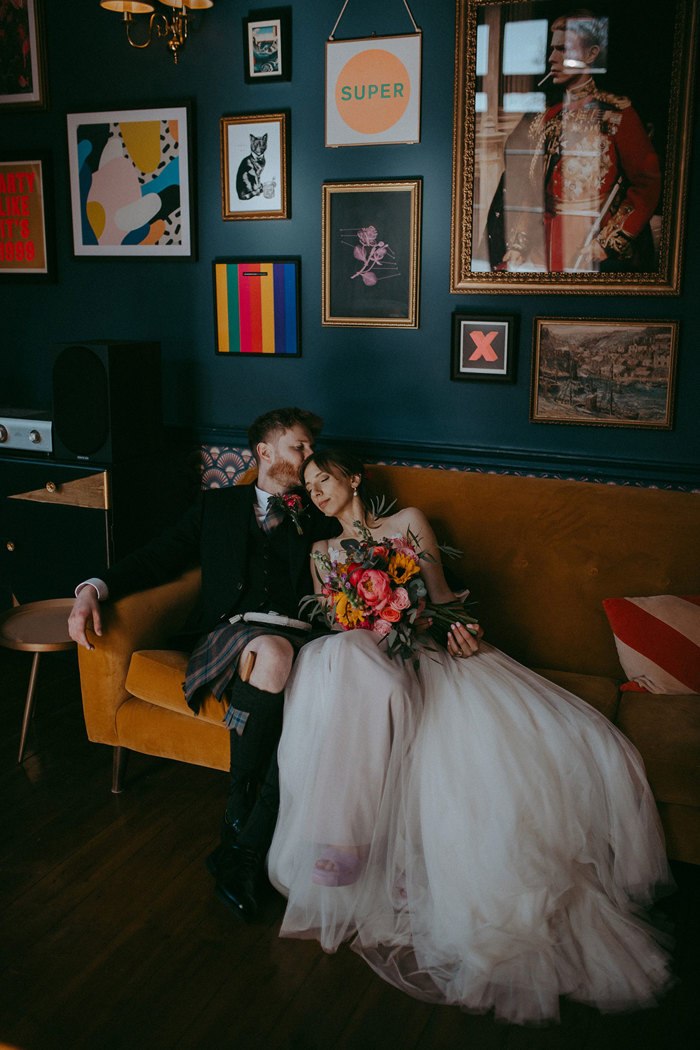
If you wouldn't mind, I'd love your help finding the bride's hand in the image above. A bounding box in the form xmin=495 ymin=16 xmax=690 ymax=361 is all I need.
xmin=447 ymin=621 xmax=482 ymax=659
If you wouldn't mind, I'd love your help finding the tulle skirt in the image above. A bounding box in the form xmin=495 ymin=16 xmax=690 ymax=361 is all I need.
xmin=267 ymin=632 xmax=674 ymax=1024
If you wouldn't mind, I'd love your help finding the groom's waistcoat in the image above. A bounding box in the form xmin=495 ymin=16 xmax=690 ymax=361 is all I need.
xmin=235 ymin=515 xmax=302 ymax=619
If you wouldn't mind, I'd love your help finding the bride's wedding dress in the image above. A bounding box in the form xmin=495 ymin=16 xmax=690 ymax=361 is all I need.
xmin=267 ymin=626 xmax=673 ymax=1024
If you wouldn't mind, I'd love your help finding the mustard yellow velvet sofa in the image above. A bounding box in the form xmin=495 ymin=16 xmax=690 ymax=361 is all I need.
xmin=77 ymin=465 xmax=700 ymax=864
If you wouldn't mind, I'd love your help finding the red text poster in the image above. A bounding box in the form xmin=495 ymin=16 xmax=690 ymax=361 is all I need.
xmin=0 ymin=159 xmax=48 ymax=275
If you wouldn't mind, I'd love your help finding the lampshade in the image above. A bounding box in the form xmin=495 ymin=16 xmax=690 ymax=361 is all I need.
xmin=100 ymin=2 xmax=155 ymax=13
xmin=159 ymin=1 xmax=214 ymax=9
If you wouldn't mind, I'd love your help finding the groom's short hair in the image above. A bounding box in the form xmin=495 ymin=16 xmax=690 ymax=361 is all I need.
xmin=247 ymin=407 xmax=323 ymax=461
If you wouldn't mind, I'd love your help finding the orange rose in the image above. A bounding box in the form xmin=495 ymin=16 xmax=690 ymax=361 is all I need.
xmin=380 ymin=606 xmax=401 ymax=622
xmin=371 ymin=545 xmax=390 ymax=562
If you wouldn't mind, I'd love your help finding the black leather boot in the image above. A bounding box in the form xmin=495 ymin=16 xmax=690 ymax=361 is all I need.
xmin=210 ymin=680 xmax=283 ymax=918
xmin=206 ymin=809 xmax=247 ymax=878
xmin=214 ymin=844 xmax=264 ymax=921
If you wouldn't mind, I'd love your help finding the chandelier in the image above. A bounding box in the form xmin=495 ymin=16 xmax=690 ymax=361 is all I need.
xmin=100 ymin=1 xmax=214 ymax=64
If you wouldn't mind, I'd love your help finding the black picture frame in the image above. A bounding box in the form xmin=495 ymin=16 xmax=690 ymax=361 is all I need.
xmin=213 ymin=257 xmax=302 ymax=357
xmin=242 ymin=7 xmax=292 ymax=83
xmin=451 ymin=312 xmax=518 ymax=382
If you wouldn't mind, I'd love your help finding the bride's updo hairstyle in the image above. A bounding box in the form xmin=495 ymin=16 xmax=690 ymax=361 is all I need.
xmin=300 ymin=448 xmax=372 ymax=511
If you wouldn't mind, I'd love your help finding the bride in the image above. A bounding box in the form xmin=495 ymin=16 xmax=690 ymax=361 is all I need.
xmin=267 ymin=448 xmax=673 ymax=1024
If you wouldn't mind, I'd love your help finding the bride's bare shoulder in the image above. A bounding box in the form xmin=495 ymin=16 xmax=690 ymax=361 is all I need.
xmin=377 ymin=505 xmax=429 ymax=536
xmin=311 ymin=538 xmax=330 ymax=556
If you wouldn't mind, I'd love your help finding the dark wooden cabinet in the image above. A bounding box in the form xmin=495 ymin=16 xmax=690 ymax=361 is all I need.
xmin=0 ymin=454 xmax=189 ymax=608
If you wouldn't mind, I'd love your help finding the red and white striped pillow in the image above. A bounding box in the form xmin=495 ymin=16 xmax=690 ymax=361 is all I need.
xmin=603 ymin=595 xmax=700 ymax=695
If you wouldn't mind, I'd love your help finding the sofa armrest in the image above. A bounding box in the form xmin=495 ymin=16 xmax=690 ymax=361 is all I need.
xmin=78 ymin=567 xmax=202 ymax=745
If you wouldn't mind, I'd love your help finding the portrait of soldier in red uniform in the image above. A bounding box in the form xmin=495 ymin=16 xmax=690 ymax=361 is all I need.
xmin=484 ymin=8 xmax=662 ymax=274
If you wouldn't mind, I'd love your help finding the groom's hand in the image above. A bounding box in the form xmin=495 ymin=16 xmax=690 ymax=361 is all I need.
xmin=68 ymin=585 xmax=103 ymax=650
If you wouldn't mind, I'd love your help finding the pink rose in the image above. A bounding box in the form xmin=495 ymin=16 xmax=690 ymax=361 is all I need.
xmin=372 ymin=619 xmax=392 ymax=638
xmin=389 ymin=587 xmax=410 ymax=611
xmin=393 ymin=546 xmax=419 ymax=562
xmin=357 ymin=570 xmax=392 ymax=607
xmin=357 ymin=225 xmax=378 ymax=246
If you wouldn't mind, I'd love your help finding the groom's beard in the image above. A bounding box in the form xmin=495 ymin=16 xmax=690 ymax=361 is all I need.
xmin=268 ymin=456 xmax=301 ymax=490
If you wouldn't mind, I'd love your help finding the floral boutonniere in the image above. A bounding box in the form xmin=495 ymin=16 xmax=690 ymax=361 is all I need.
xmin=267 ymin=492 xmax=306 ymax=534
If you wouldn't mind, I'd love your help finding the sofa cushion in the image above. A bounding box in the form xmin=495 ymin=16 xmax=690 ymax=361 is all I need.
xmin=125 ymin=649 xmax=227 ymax=727
xmin=616 ymin=693 xmax=700 ymax=807
xmin=533 ymin=668 xmax=620 ymax=722
xmin=603 ymin=595 xmax=700 ymax=694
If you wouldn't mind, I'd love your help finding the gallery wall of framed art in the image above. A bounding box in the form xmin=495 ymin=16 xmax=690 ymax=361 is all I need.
xmin=2 ymin=0 xmax=699 ymax=489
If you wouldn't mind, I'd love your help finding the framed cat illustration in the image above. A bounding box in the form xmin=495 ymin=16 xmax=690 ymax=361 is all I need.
xmin=220 ymin=112 xmax=290 ymax=221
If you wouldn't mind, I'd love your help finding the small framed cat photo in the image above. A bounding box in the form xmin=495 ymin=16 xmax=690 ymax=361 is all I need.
xmin=220 ymin=112 xmax=290 ymax=221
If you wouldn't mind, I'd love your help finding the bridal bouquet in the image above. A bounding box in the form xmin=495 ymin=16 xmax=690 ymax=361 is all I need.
xmin=300 ymin=521 xmax=478 ymax=664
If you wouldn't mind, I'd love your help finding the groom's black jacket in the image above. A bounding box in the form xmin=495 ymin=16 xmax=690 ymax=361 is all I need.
xmin=101 ymin=482 xmax=335 ymax=635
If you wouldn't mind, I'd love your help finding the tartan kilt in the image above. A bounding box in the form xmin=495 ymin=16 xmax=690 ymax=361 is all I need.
xmin=183 ymin=619 xmax=310 ymax=725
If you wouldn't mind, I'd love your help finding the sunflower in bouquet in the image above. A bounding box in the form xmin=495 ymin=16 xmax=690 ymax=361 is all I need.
xmin=301 ymin=517 xmax=478 ymax=666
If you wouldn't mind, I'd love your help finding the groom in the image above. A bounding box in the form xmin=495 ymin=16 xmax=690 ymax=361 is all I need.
xmin=68 ymin=407 xmax=334 ymax=921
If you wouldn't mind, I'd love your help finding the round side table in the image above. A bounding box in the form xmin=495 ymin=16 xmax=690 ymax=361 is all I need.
xmin=0 ymin=598 xmax=76 ymax=763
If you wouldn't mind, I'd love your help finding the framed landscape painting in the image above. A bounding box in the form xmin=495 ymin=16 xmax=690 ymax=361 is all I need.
xmin=450 ymin=0 xmax=698 ymax=294
xmin=530 ymin=318 xmax=678 ymax=428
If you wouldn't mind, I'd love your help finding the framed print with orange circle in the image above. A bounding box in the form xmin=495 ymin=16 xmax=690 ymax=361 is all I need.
xmin=325 ymin=33 xmax=422 ymax=147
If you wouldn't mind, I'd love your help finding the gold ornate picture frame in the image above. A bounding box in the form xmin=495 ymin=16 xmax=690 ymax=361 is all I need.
xmin=450 ymin=0 xmax=698 ymax=294
xmin=220 ymin=112 xmax=290 ymax=221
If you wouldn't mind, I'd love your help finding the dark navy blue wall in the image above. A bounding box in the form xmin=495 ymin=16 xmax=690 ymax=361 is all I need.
xmin=1 ymin=1 xmax=698 ymax=482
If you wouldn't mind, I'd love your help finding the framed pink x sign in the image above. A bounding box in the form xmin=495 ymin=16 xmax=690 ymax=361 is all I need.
xmin=451 ymin=312 xmax=518 ymax=383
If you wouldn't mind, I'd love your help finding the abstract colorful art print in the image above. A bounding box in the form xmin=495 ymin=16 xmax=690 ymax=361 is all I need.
xmin=214 ymin=258 xmax=301 ymax=356
xmin=66 ymin=105 xmax=193 ymax=258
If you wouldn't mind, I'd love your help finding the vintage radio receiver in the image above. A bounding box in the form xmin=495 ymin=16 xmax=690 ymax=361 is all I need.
xmin=0 ymin=407 xmax=53 ymax=453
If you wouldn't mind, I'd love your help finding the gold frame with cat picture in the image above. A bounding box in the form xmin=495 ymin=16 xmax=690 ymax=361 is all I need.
xmin=220 ymin=112 xmax=290 ymax=221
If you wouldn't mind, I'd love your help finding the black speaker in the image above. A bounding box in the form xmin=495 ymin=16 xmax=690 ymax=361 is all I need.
xmin=52 ymin=341 xmax=162 ymax=463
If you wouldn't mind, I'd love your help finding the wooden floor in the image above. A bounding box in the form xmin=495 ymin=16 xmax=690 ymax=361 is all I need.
xmin=1 ymin=646 xmax=698 ymax=1050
